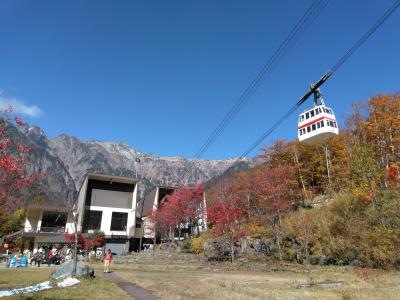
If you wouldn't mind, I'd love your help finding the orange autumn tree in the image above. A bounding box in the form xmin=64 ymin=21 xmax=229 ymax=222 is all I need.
xmin=346 ymin=93 xmax=400 ymax=191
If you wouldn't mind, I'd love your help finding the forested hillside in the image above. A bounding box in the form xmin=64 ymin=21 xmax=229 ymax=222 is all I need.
xmin=204 ymin=93 xmax=400 ymax=269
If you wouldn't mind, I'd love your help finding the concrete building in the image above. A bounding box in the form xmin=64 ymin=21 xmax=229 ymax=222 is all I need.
xmin=75 ymin=173 xmax=139 ymax=254
xmin=4 ymin=174 xmax=208 ymax=254
xmin=5 ymin=173 xmax=139 ymax=255
xmin=9 ymin=204 xmax=76 ymax=251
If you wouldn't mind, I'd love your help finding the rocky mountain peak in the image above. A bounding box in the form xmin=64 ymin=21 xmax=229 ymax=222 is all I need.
xmin=12 ymin=124 xmax=250 ymax=205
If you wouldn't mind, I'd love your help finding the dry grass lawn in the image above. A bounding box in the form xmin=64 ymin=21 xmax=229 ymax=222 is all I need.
xmin=103 ymin=262 xmax=400 ymax=300
xmin=0 ymin=267 xmax=130 ymax=300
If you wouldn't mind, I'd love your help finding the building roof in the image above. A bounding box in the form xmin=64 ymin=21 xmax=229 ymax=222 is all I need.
xmin=26 ymin=204 xmax=70 ymax=213
xmin=86 ymin=173 xmax=139 ymax=185
xmin=34 ymin=234 xmax=69 ymax=244
xmin=137 ymin=186 xmax=176 ymax=217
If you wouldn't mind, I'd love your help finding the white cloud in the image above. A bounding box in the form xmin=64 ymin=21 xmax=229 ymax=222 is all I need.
xmin=0 ymin=97 xmax=43 ymax=118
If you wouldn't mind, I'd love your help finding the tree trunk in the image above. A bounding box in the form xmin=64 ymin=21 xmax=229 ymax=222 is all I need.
xmin=325 ymin=146 xmax=332 ymax=189
xmin=153 ymin=226 xmax=156 ymax=253
xmin=302 ymin=213 xmax=309 ymax=265
xmin=169 ymin=226 xmax=172 ymax=249
xmin=276 ymin=214 xmax=283 ymax=261
xmin=293 ymin=146 xmax=307 ymax=207
xmin=230 ymin=240 xmax=235 ymax=263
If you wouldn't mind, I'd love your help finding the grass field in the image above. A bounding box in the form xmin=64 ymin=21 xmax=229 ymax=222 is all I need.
xmin=0 ymin=267 xmax=130 ymax=300
xmin=99 ymin=260 xmax=400 ymax=300
xmin=2 ymin=257 xmax=400 ymax=300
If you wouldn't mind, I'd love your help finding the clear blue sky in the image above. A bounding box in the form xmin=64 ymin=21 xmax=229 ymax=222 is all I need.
xmin=0 ymin=0 xmax=399 ymax=159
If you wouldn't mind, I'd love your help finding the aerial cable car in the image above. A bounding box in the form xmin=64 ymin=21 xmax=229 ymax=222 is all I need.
xmin=297 ymin=87 xmax=339 ymax=144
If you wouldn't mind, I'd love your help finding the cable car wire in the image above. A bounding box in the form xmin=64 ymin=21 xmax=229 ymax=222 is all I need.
xmin=194 ymin=0 xmax=330 ymax=159
xmin=240 ymin=0 xmax=400 ymax=157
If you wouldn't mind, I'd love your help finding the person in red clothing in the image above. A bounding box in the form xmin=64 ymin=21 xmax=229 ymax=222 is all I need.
xmin=47 ymin=250 xmax=53 ymax=267
xmin=103 ymin=249 xmax=112 ymax=273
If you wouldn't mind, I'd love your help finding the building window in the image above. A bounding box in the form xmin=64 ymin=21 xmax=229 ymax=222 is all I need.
xmin=306 ymin=112 xmax=309 ymax=119
xmin=41 ymin=212 xmax=67 ymax=232
xmin=307 ymin=126 xmax=311 ymax=133
xmin=84 ymin=210 xmax=102 ymax=231
xmin=312 ymin=124 xmax=316 ymax=131
xmin=317 ymin=122 xmax=321 ymax=129
xmin=310 ymin=110 xmax=315 ymax=117
xmin=110 ymin=212 xmax=128 ymax=231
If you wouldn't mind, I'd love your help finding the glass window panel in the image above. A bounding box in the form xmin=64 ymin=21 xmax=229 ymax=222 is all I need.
xmin=84 ymin=210 xmax=102 ymax=231
xmin=110 ymin=212 xmax=128 ymax=231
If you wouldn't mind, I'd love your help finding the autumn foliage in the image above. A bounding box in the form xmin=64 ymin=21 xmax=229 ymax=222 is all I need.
xmin=148 ymin=184 xmax=205 ymax=243
xmin=0 ymin=107 xmax=39 ymax=235
xmin=64 ymin=230 xmax=105 ymax=251
xmin=205 ymin=93 xmax=400 ymax=267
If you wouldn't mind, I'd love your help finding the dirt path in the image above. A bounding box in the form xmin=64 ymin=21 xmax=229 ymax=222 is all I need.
xmin=102 ymin=272 xmax=159 ymax=300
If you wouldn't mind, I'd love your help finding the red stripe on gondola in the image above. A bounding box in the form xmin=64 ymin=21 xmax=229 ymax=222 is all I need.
xmin=298 ymin=116 xmax=336 ymax=129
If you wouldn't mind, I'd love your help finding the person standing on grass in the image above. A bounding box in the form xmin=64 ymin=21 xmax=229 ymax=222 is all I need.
xmin=36 ymin=250 xmax=43 ymax=267
xmin=103 ymin=249 xmax=112 ymax=273
xmin=47 ymin=249 xmax=53 ymax=267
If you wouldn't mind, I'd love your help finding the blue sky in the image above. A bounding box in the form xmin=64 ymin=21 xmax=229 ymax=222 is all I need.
xmin=0 ymin=0 xmax=399 ymax=159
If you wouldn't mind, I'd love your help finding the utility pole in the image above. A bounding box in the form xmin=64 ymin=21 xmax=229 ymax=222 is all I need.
xmin=138 ymin=198 xmax=145 ymax=252
xmin=72 ymin=210 xmax=79 ymax=276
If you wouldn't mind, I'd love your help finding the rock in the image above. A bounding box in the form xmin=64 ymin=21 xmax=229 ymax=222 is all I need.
xmin=349 ymin=259 xmax=361 ymax=267
xmin=297 ymin=280 xmax=344 ymax=289
xmin=204 ymin=238 xmax=232 ymax=260
xmin=51 ymin=260 xmax=94 ymax=280
xmin=318 ymin=255 xmax=327 ymax=265
xmin=248 ymin=239 xmax=271 ymax=255
xmin=309 ymin=256 xmax=327 ymax=265
xmin=394 ymin=256 xmax=400 ymax=270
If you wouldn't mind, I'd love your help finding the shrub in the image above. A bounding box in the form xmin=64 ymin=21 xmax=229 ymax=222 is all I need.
xmin=180 ymin=239 xmax=192 ymax=253
xmin=191 ymin=231 xmax=210 ymax=254
xmin=282 ymin=191 xmax=400 ymax=269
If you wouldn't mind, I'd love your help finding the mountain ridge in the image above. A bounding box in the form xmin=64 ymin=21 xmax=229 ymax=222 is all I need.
xmin=15 ymin=124 xmax=250 ymax=204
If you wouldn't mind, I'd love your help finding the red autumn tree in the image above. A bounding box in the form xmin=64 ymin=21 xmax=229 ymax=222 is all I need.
xmin=65 ymin=232 xmax=86 ymax=249
xmin=84 ymin=231 xmax=105 ymax=251
xmin=164 ymin=183 xmax=204 ymax=237
xmin=207 ymin=181 xmax=249 ymax=262
xmin=0 ymin=107 xmax=38 ymax=234
xmin=64 ymin=231 xmax=105 ymax=252
xmin=244 ymin=164 xmax=297 ymax=260
xmin=148 ymin=183 xmax=205 ymax=244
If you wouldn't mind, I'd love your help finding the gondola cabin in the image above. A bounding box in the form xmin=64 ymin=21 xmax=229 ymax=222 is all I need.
xmin=298 ymin=104 xmax=339 ymax=144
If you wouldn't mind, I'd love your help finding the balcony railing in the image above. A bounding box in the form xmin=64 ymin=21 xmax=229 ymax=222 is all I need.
xmin=24 ymin=226 xmax=66 ymax=233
